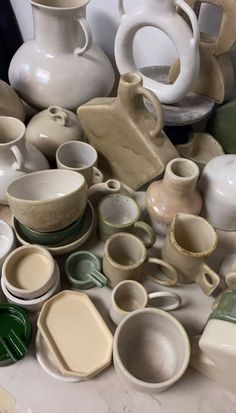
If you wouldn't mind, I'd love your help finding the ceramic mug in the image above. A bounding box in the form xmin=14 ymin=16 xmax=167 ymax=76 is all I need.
xmin=110 ymin=280 xmax=182 ymax=325
xmin=161 ymin=213 xmax=220 ymax=296
xmin=103 ymin=232 xmax=179 ymax=288
xmin=56 ymin=141 xmax=103 ymax=187
xmin=97 ymin=194 xmax=156 ymax=248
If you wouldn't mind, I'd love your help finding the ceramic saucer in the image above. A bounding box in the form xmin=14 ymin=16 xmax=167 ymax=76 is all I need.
xmin=12 ymin=201 xmax=95 ymax=256
xmin=35 ymin=331 xmax=80 ymax=383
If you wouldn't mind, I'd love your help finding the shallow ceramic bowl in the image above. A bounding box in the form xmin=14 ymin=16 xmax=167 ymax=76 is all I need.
xmin=7 ymin=170 xmax=87 ymax=232
xmin=1 ymin=261 xmax=61 ymax=313
xmin=113 ymin=308 xmax=190 ymax=393
xmin=2 ymin=245 xmax=56 ymax=300
xmin=0 ymin=220 xmax=15 ymax=269
xmin=65 ymin=251 xmax=102 ymax=290
xmin=12 ymin=201 xmax=95 ymax=256
xmin=18 ymin=214 xmax=84 ymax=246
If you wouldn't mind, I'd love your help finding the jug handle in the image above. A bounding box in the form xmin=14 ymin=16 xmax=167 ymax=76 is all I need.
xmin=11 ymin=145 xmax=24 ymax=171
xmin=118 ymin=0 xmax=126 ymax=17
xmin=74 ymin=18 xmax=92 ymax=56
xmin=137 ymin=86 xmax=164 ymax=138
xmin=176 ymin=0 xmax=200 ymax=46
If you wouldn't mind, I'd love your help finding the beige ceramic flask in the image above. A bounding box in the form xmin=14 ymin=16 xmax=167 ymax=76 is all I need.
xmin=146 ymin=158 xmax=202 ymax=234
xmin=78 ymin=72 xmax=179 ymax=190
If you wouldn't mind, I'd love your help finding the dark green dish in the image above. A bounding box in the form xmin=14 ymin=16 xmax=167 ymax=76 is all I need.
xmin=0 ymin=303 xmax=32 ymax=366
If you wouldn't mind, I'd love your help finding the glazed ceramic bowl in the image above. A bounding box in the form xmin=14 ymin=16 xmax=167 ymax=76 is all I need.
xmin=2 ymin=245 xmax=55 ymax=300
xmin=7 ymin=170 xmax=87 ymax=232
xmin=0 ymin=220 xmax=15 ymax=269
xmin=113 ymin=308 xmax=190 ymax=393
xmin=1 ymin=261 xmax=61 ymax=313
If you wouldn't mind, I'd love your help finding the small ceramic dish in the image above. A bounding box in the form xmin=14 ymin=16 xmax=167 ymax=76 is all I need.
xmin=65 ymin=251 xmax=107 ymax=290
xmin=7 ymin=169 xmax=87 ymax=232
xmin=2 ymin=245 xmax=56 ymax=300
xmin=1 ymin=261 xmax=61 ymax=313
xmin=35 ymin=331 xmax=80 ymax=383
xmin=12 ymin=201 xmax=95 ymax=256
xmin=18 ymin=214 xmax=84 ymax=246
xmin=0 ymin=220 xmax=15 ymax=269
xmin=0 ymin=303 xmax=32 ymax=366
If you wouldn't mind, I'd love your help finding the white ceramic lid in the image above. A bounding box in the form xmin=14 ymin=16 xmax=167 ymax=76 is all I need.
xmin=37 ymin=291 xmax=113 ymax=379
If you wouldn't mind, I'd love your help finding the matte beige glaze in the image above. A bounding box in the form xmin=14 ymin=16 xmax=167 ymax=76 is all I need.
xmin=7 ymin=170 xmax=87 ymax=232
xmin=161 ymin=213 xmax=220 ymax=295
xmin=0 ymin=80 xmax=25 ymax=121
xmin=146 ymin=158 xmax=202 ymax=234
xmin=77 ymin=72 xmax=178 ymax=190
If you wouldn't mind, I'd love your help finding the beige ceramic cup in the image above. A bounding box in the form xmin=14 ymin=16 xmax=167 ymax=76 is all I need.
xmin=161 ymin=213 xmax=220 ymax=296
xmin=103 ymin=232 xmax=179 ymax=288
xmin=109 ymin=280 xmax=182 ymax=325
xmin=56 ymin=141 xmax=103 ymax=187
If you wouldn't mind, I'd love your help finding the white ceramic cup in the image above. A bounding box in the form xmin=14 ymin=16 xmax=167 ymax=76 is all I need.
xmin=56 ymin=141 xmax=104 ymax=187
xmin=109 ymin=280 xmax=182 ymax=325
xmin=0 ymin=220 xmax=15 ymax=269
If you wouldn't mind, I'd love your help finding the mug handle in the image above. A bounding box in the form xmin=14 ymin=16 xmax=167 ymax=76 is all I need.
xmin=147 ymin=258 xmax=179 ymax=287
xmin=196 ymin=264 xmax=221 ymax=296
xmin=176 ymin=0 xmax=200 ymax=46
xmin=74 ymin=18 xmax=93 ymax=56
xmin=87 ymin=269 xmax=108 ymax=288
xmin=11 ymin=145 xmax=24 ymax=171
xmin=133 ymin=221 xmax=156 ymax=249
xmin=137 ymin=86 xmax=164 ymax=138
xmin=148 ymin=291 xmax=182 ymax=311
xmin=92 ymin=166 xmax=104 ymax=185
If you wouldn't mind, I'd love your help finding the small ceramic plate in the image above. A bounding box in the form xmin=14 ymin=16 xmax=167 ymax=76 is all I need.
xmin=35 ymin=331 xmax=80 ymax=383
xmin=12 ymin=201 xmax=95 ymax=256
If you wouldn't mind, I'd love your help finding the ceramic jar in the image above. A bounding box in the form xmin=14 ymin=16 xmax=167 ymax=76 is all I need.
xmin=0 ymin=116 xmax=49 ymax=205
xmin=9 ymin=0 xmax=115 ymax=111
xmin=26 ymin=106 xmax=83 ymax=161
xmin=115 ymin=0 xmax=200 ymax=104
xmin=199 ymin=155 xmax=236 ymax=231
xmin=146 ymin=158 xmax=202 ymax=234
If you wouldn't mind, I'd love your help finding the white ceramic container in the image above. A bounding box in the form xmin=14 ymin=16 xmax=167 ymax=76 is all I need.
xmin=199 ymin=155 xmax=236 ymax=231
xmin=0 ymin=116 xmax=49 ymax=205
xmin=115 ymin=0 xmax=200 ymax=104
xmin=0 ymin=220 xmax=15 ymax=270
xmin=9 ymin=0 xmax=115 ymax=110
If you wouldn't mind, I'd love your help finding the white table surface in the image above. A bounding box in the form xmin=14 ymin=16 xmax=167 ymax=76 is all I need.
xmin=1 ymin=192 xmax=236 ymax=413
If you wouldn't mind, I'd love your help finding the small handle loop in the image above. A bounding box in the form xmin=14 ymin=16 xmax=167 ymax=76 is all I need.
xmin=137 ymin=86 xmax=164 ymax=138
xmin=74 ymin=17 xmax=93 ymax=56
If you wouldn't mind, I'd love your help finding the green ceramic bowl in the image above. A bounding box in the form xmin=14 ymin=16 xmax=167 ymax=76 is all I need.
xmin=65 ymin=251 xmax=107 ymax=290
xmin=18 ymin=214 xmax=84 ymax=246
xmin=0 ymin=303 xmax=32 ymax=366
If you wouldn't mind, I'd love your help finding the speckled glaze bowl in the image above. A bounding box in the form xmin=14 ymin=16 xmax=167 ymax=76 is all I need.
xmin=7 ymin=170 xmax=87 ymax=232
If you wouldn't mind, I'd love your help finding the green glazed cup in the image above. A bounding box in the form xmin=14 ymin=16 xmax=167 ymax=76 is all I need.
xmin=65 ymin=251 xmax=107 ymax=290
xmin=210 ymin=292 xmax=236 ymax=324
xmin=97 ymin=194 xmax=156 ymax=248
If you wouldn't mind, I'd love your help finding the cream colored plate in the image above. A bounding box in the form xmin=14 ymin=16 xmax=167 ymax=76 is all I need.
xmin=12 ymin=201 xmax=94 ymax=256
xmin=37 ymin=291 xmax=113 ymax=379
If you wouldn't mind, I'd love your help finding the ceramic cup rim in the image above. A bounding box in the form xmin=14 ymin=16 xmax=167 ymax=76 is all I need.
xmin=113 ymin=308 xmax=190 ymax=389
xmin=0 ymin=116 xmax=25 ymax=148
xmin=166 ymin=158 xmax=199 ymax=183
xmin=98 ymin=194 xmax=141 ymax=229
xmin=111 ymin=280 xmax=148 ymax=314
xmin=65 ymin=251 xmax=101 ymax=287
xmin=56 ymin=141 xmax=98 ymax=172
xmin=2 ymin=245 xmax=55 ymax=297
xmin=0 ymin=220 xmax=15 ymax=261
xmin=104 ymin=233 xmax=146 ymax=270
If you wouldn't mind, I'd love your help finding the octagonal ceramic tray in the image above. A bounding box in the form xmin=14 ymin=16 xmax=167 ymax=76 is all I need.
xmin=37 ymin=291 xmax=113 ymax=379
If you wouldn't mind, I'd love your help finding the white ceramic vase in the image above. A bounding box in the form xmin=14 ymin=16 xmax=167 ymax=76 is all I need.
xmin=115 ymin=0 xmax=200 ymax=104
xmin=9 ymin=0 xmax=115 ymax=111
xmin=0 ymin=117 xmax=49 ymax=205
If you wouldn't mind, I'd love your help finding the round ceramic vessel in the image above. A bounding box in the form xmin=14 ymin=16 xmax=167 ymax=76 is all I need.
xmin=2 ymin=245 xmax=56 ymax=300
xmin=0 ymin=220 xmax=15 ymax=269
xmin=113 ymin=308 xmax=190 ymax=393
xmin=7 ymin=169 xmax=87 ymax=232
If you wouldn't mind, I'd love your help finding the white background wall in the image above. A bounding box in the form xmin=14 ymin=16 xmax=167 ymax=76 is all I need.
xmin=9 ymin=0 xmax=236 ymax=75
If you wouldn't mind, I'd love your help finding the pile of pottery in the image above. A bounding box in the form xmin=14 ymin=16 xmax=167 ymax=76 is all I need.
xmin=1 ymin=0 xmax=236 ymax=398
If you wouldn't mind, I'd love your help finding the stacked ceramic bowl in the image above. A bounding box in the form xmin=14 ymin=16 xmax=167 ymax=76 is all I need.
xmin=1 ymin=245 xmax=61 ymax=312
xmin=7 ymin=170 xmax=95 ymax=256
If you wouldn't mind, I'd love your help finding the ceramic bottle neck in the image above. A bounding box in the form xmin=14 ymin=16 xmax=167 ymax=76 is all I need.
xmin=163 ymin=159 xmax=199 ymax=196
xmin=117 ymin=73 xmax=145 ymax=116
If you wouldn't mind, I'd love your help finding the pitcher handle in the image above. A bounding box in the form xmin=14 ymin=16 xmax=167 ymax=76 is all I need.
xmin=11 ymin=145 xmax=24 ymax=171
xmin=137 ymin=86 xmax=164 ymax=138
xmin=196 ymin=263 xmax=221 ymax=296
xmin=118 ymin=0 xmax=126 ymax=17
xmin=74 ymin=17 xmax=92 ymax=56
xmin=176 ymin=0 xmax=200 ymax=46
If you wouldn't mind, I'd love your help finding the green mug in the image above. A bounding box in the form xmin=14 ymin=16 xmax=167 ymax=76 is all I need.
xmin=97 ymin=194 xmax=156 ymax=248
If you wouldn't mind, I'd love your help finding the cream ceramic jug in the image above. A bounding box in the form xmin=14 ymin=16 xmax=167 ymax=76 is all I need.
xmin=115 ymin=0 xmax=200 ymax=104
xmin=9 ymin=0 xmax=115 ymax=111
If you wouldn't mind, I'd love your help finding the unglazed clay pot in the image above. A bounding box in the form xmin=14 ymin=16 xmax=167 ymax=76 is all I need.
xmin=0 ymin=80 xmax=25 ymax=121
xmin=9 ymin=0 xmax=115 ymax=110
xmin=146 ymin=158 xmax=202 ymax=235
xmin=25 ymin=106 xmax=83 ymax=161
xmin=115 ymin=0 xmax=200 ymax=104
